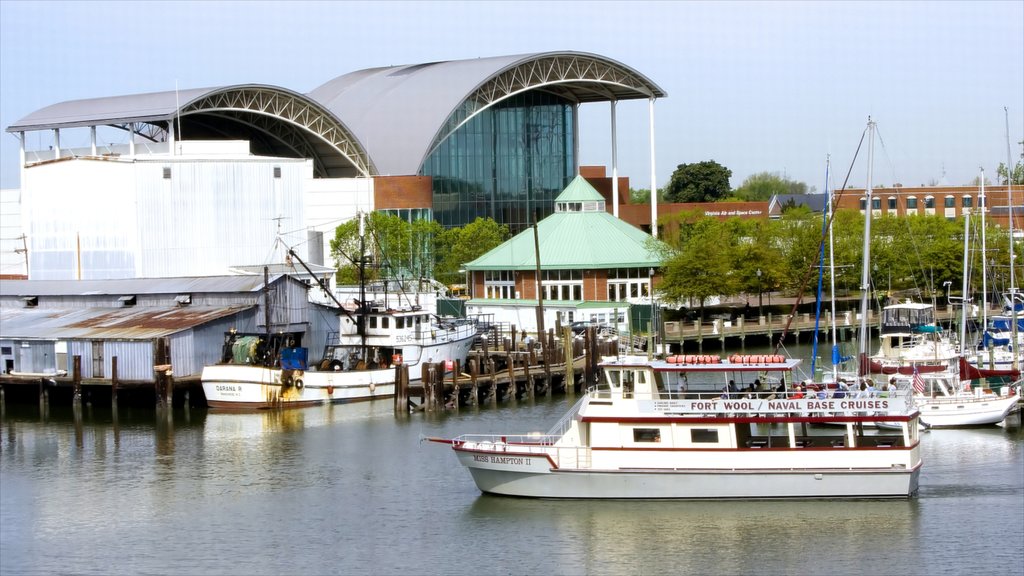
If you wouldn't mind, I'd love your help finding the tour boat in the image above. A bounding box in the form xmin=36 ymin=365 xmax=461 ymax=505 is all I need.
xmin=432 ymin=354 xmax=923 ymax=499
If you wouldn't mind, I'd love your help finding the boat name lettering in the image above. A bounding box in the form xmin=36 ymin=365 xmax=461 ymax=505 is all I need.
xmin=215 ymin=385 xmax=239 ymax=392
xmin=472 ymin=454 xmax=531 ymax=465
xmin=394 ymin=336 xmax=417 ymax=343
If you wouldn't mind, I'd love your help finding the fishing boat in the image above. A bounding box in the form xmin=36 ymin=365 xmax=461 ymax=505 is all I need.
xmin=431 ymin=355 xmax=923 ymax=499
xmin=202 ymin=215 xmax=480 ymax=410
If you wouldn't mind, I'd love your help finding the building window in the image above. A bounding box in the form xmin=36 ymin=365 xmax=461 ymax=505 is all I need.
xmin=484 ymin=270 xmax=516 ymax=299
xmin=162 ymin=166 xmax=171 ymax=179
xmin=907 ymin=196 xmax=918 ymax=210
xmin=944 ymin=196 xmax=955 ymax=208
xmin=273 ymin=166 xmax=281 ymax=178
xmin=607 ymin=268 xmax=652 ymax=302
xmin=887 ymin=197 xmax=897 ymax=210
xmin=962 ymin=196 xmax=973 ymax=208
xmin=541 ymin=269 xmax=583 ymax=301
xmin=859 ymin=198 xmax=866 ymax=211
xmin=421 ymin=91 xmax=575 ymax=234
xmin=925 ymin=196 xmax=935 ymax=209
xmin=871 ymin=197 xmax=881 ymax=210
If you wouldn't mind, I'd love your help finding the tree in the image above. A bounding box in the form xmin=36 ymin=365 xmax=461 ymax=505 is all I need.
xmin=996 ymin=139 xmax=1024 ymax=185
xmin=433 ymin=217 xmax=509 ymax=286
xmin=329 ymin=213 xmax=440 ymax=284
xmin=658 ymin=216 xmax=737 ymax=320
xmin=628 ymin=187 xmax=663 ymax=204
xmin=663 ymin=160 xmax=732 ymax=203
xmin=732 ymin=172 xmax=810 ymax=201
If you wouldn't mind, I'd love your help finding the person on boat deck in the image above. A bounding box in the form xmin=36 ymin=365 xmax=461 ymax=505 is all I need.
xmin=720 ymin=386 xmax=730 ymax=399
xmin=886 ymin=377 xmax=897 ymax=397
xmin=833 ymin=380 xmax=848 ymax=399
xmin=790 ymin=385 xmax=805 ymax=399
xmin=728 ymin=380 xmax=739 ymax=393
xmin=746 ymin=383 xmax=756 ymax=398
xmin=815 ymin=384 xmax=828 ymax=400
xmin=856 ymin=382 xmax=869 ymax=398
xmin=866 ymin=379 xmax=878 ymax=397
xmin=753 ymin=378 xmax=762 ymax=391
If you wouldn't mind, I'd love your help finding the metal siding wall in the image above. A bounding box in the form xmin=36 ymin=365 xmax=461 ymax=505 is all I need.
xmin=10 ymin=341 xmax=58 ymax=373
xmin=101 ymin=341 xmax=155 ymax=381
xmin=66 ymin=341 xmax=94 ymax=377
xmin=135 ymin=160 xmax=307 ymax=278
xmin=170 ymin=331 xmax=196 ymax=377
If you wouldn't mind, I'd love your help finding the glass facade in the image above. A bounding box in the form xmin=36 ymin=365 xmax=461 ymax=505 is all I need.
xmin=421 ymin=92 xmax=576 ymax=233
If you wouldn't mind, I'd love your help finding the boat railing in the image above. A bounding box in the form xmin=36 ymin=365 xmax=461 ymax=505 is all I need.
xmin=454 ymin=436 xmax=591 ymax=469
xmin=545 ymin=393 xmax=590 ymax=437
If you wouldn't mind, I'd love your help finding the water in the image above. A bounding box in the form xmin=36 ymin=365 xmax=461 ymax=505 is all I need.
xmin=2 ymin=362 xmax=1023 ymax=575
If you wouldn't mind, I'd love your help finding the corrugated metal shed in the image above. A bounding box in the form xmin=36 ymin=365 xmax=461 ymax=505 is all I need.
xmin=0 ymin=275 xmax=274 ymax=297
xmin=0 ymin=305 xmax=252 ymax=340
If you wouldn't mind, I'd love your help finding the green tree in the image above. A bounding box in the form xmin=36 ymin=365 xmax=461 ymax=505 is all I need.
xmin=663 ymin=160 xmax=732 ymax=203
xmin=732 ymin=172 xmax=810 ymax=201
xmin=996 ymin=139 xmax=1024 ymax=185
xmin=628 ymin=187 xmax=663 ymax=204
xmin=329 ymin=213 xmax=440 ymax=284
xmin=433 ymin=217 xmax=509 ymax=286
xmin=658 ymin=216 xmax=737 ymax=320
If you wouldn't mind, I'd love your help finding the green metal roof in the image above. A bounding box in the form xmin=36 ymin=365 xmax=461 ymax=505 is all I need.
xmin=555 ymin=174 xmax=606 ymax=202
xmin=466 ymin=177 xmax=668 ymax=271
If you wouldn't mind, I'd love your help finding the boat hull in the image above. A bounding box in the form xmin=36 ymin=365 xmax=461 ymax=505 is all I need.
xmin=456 ymin=449 xmax=920 ymax=499
xmin=202 ymin=332 xmax=476 ymax=409
xmin=916 ymin=393 xmax=1021 ymax=427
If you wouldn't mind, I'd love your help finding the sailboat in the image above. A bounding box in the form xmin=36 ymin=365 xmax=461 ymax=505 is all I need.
xmin=201 ymin=213 xmax=480 ymax=409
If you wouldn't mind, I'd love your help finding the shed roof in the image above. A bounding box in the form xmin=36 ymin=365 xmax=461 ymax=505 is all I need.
xmin=466 ymin=176 xmax=668 ymax=270
xmin=0 ymin=275 xmax=282 ymax=297
xmin=0 ymin=305 xmax=252 ymax=340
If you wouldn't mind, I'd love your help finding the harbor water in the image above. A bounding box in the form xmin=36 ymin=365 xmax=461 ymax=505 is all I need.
xmin=2 ymin=345 xmax=1023 ymax=575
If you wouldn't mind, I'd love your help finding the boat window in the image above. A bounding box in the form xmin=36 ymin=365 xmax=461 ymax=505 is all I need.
xmin=397 ymin=317 xmax=404 ymax=329
xmin=633 ymin=428 xmax=661 ymax=443
xmin=382 ymin=318 xmax=390 ymax=329
xmin=369 ymin=317 xmax=377 ymax=329
xmin=690 ymin=429 xmax=719 ymax=443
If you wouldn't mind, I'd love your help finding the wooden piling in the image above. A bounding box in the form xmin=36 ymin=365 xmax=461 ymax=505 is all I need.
xmin=451 ymin=360 xmax=460 ymax=413
xmin=72 ymin=356 xmax=82 ymax=407
xmin=563 ymin=326 xmax=574 ymax=398
xmin=111 ymin=356 xmax=119 ymax=408
xmin=469 ymin=358 xmax=479 ymax=407
xmin=394 ymin=364 xmax=408 ymax=416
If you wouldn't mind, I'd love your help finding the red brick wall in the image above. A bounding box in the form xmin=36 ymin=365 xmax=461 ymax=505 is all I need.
xmin=373 ymin=175 xmax=433 ymax=209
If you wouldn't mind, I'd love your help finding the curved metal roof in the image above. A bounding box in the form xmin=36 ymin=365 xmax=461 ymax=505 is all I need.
xmin=6 ymin=85 xmax=373 ymax=178
xmin=309 ymin=51 xmax=666 ymax=176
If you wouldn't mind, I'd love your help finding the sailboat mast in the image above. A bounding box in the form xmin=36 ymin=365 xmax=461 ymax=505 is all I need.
xmin=1005 ymin=107 xmax=1018 ymax=371
xmin=960 ymin=209 xmax=971 ymax=351
xmin=980 ymin=170 xmax=988 ymax=338
xmin=811 ymin=156 xmax=830 ymax=378
xmin=827 ymin=156 xmax=840 ymax=383
xmin=858 ymin=118 xmax=876 ymax=359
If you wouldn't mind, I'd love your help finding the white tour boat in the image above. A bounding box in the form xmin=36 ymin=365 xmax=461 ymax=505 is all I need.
xmin=433 ymin=355 xmax=923 ymax=499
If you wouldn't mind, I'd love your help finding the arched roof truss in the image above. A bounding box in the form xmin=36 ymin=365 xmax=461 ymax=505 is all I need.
xmin=181 ymin=87 xmax=375 ymax=177
xmin=427 ymin=53 xmax=665 ymax=166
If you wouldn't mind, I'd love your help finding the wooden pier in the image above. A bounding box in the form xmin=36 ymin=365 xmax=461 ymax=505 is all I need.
xmin=395 ymin=326 xmax=621 ymax=414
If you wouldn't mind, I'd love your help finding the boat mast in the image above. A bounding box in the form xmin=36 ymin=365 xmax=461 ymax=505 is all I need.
xmin=827 ymin=156 xmax=840 ymax=383
xmin=960 ymin=208 xmax=971 ymax=352
xmin=811 ymin=155 xmax=830 ymax=378
xmin=858 ymin=118 xmax=876 ymax=364
xmin=1005 ymin=107 xmax=1019 ymax=371
xmin=358 ymin=212 xmax=368 ymax=356
xmin=979 ymin=169 xmax=988 ymax=348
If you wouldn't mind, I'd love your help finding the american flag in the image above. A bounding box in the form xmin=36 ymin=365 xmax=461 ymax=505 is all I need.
xmin=912 ymin=366 xmax=926 ymax=394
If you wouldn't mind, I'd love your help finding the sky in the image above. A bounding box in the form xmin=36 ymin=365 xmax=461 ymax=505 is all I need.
xmin=1 ymin=0 xmax=1022 ymax=193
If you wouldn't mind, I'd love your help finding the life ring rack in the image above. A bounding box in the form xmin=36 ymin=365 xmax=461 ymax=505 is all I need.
xmin=665 ymin=355 xmax=722 ymax=364
xmin=727 ymin=354 xmax=787 ymax=364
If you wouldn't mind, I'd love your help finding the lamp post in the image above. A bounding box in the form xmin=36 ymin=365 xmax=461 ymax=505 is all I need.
xmin=756 ymin=268 xmax=763 ymax=319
